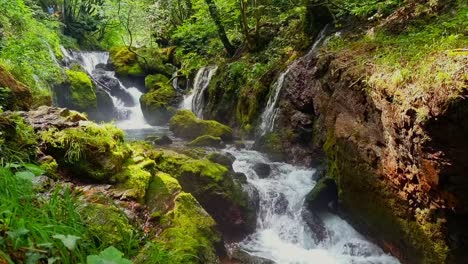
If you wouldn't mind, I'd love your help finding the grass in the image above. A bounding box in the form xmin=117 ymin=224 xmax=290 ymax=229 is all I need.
xmin=325 ymin=0 xmax=467 ymax=116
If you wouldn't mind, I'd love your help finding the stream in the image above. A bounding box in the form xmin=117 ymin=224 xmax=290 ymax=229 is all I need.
xmin=59 ymin=46 xmax=400 ymax=264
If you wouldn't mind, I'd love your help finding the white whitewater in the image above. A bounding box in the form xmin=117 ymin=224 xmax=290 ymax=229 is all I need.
xmin=61 ymin=47 xmax=152 ymax=129
xmin=258 ymin=27 xmax=330 ymax=136
xmin=227 ymin=148 xmax=400 ymax=264
xmin=181 ymin=65 xmax=217 ymax=117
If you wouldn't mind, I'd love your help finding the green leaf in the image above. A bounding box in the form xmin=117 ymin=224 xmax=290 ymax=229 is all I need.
xmin=87 ymin=246 xmax=132 ymax=264
xmin=6 ymin=227 xmax=30 ymax=239
xmin=15 ymin=171 xmax=35 ymax=181
xmin=52 ymin=234 xmax=81 ymax=251
xmin=23 ymin=163 xmax=45 ymax=176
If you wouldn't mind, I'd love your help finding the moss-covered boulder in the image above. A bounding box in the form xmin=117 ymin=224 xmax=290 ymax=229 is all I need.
xmin=188 ymin=135 xmax=225 ymax=148
xmin=145 ymin=74 xmax=169 ymax=90
xmin=109 ymin=47 xmax=144 ymax=77
xmin=153 ymin=150 xmax=255 ymax=240
xmin=145 ymin=172 xmax=182 ymax=216
xmin=0 ymin=114 xmax=38 ymax=161
xmin=254 ymin=132 xmax=286 ymax=162
xmin=140 ymin=83 xmax=181 ymax=126
xmin=158 ymin=192 xmax=221 ymax=263
xmin=40 ymin=122 xmax=131 ymax=183
xmin=305 ymin=177 xmax=338 ymax=212
xmin=0 ymin=65 xmax=32 ymax=110
xmin=169 ymin=110 xmax=233 ymax=141
xmin=65 ymin=70 xmax=97 ymax=111
xmin=78 ymin=202 xmax=136 ymax=248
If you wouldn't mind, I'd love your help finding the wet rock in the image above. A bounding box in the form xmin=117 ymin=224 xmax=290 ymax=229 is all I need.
xmin=18 ymin=106 xmax=87 ymax=131
xmin=234 ymin=141 xmax=246 ymax=150
xmin=343 ymin=242 xmax=376 ymax=257
xmin=301 ymin=209 xmax=327 ymax=243
xmin=312 ymin=165 xmax=326 ymax=181
xmin=207 ymin=152 xmax=236 ymax=169
xmin=153 ymin=135 xmax=173 ymax=146
xmin=305 ymin=178 xmax=338 ymax=212
xmin=234 ymin=172 xmax=248 ymax=184
xmin=93 ymin=71 xmax=134 ymax=107
xmin=140 ymin=84 xmax=182 ymax=126
xmin=274 ymin=193 xmax=289 ymax=214
xmin=253 ymin=163 xmax=271 ymax=178
xmin=93 ymin=88 xmax=114 ymax=122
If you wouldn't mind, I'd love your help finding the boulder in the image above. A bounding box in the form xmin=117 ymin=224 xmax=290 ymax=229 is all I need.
xmin=188 ymin=135 xmax=225 ymax=148
xmin=169 ymin=110 xmax=233 ymax=141
xmin=145 ymin=74 xmax=169 ymax=90
xmin=109 ymin=47 xmax=144 ymax=77
xmin=230 ymin=249 xmax=275 ymax=264
xmin=93 ymin=88 xmax=115 ymax=122
xmin=65 ymin=70 xmax=97 ymax=112
xmin=153 ymin=135 xmax=173 ymax=146
xmin=253 ymin=163 xmax=271 ymax=178
xmin=301 ymin=209 xmax=327 ymax=243
xmin=0 ymin=65 xmax=32 ymax=110
xmin=274 ymin=193 xmax=289 ymax=214
xmin=305 ymin=178 xmax=338 ymax=212
xmin=140 ymin=84 xmax=182 ymax=126
xmin=207 ymin=152 xmax=236 ymax=169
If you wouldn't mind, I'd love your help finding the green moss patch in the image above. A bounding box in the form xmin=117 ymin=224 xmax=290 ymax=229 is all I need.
xmin=65 ymin=70 xmax=97 ymax=111
xmin=169 ymin=110 xmax=233 ymax=141
xmin=140 ymin=84 xmax=180 ymax=125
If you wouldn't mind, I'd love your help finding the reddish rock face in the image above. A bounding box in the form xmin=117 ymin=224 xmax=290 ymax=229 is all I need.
xmin=269 ymin=50 xmax=468 ymax=263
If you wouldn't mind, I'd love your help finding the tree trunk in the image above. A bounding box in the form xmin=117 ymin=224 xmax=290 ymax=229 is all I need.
xmin=205 ymin=0 xmax=236 ymax=57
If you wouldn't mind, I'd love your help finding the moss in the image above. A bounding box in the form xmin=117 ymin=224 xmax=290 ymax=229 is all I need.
xmin=39 ymin=155 xmax=59 ymax=179
xmin=140 ymin=84 xmax=180 ymax=126
xmin=40 ymin=122 xmax=131 ymax=182
xmin=0 ymin=114 xmax=38 ymax=162
xmin=145 ymin=172 xmax=182 ymax=215
xmin=109 ymin=47 xmax=144 ymax=77
xmin=254 ymin=132 xmax=286 ymax=161
xmin=188 ymin=135 xmax=224 ymax=148
xmin=158 ymin=192 xmax=220 ymax=264
xmin=79 ymin=202 xmax=137 ymax=248
xmin=145 ymin=74 xmax=170 ymax=90
xmin=65 ymin=70 xmax=97 ymax=111
xmin=169 ymin=110 xmax=233 ymax=141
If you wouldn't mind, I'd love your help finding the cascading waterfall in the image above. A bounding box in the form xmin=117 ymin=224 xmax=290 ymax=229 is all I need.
xmin=180 ymin=65 xmax=218 ymax=117
xmin=258 ymin=26 xmax=330 ymax=136
xmin=227 ymin=148 xmax=400 ymax=264
xmin=59 ymin=46 xmax=152 ymax=129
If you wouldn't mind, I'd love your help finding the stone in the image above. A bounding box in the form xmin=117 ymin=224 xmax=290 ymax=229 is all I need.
xmin=207 ymin=152 xmax=236 ymax=169
xmin=253 ymin=163 xmax=271 ymax=178
xmin=169 ymin=110 xmax=233 ymax=141
xmin=305 ymin=178 xmax=338 ymax=212
xmin=188 ymin=135 xmax=225 ymax=148
xmin=153 ymin=135 xmax=173 ymax=146
xmin=301 ymin=209 xmax=327 ymax=243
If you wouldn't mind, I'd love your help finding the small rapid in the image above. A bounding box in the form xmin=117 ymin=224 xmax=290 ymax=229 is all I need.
xmin=226 ymin=148 xmax=399 ymax=264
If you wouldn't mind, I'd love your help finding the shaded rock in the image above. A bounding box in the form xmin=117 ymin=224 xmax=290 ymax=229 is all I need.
xmin=189 ymin=135 xmax=225 ymax=148
xmin=93 ymin=88 xmax=114 ymax=122
xmin=274 ymin=193 xmax=289 ymax=214
xmin=169 ymin=110 xmax=233 ymax=141
xmin=19 ymin=106 xmax=87 ymax=131
xmin=140 ymin=84 xmax=182 ymax=126
xmin=253 ymin=163 xmax=271 ymax=178
xmin=65 ymin=69 xmax=97 ymax=112
xmin=301 ymin=209 xmax=327 ymax=243
xmin=254 ymin=132 xmax=286 ymax=162
xmin=153 ymin=135 xmax=173 ymax=146
xmin=234 ymin=172 xmax=248 ymax=184
xmin=234 ymin=141 xmax=246 ymax=150
xmin=343 ymin=242 xmax=376 ymax=257
xmin=0 ymin=65 xmax=32 ymax=110
xmin=305 ymin=178 xmax=338 ymax=212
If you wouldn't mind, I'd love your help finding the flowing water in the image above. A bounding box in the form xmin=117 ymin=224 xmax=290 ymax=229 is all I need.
xmin=181 ymin=65 xmax=218 ymax=117
xmin=61 ymin=47 xmax=153 ymax=130
xmin=258 ymin=27 xmax=330 ymax=136
xmin=227 ymin=148 xmax=400 ymax=264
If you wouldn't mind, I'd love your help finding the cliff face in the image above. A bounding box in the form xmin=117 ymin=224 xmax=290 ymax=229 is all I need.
xmin=272 ymin=42 xmax=467 ymax=263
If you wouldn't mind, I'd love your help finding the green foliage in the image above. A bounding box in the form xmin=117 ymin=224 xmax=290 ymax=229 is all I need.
xmin=0 ymin=0 xmax=64 ymax=103
xmin=87 ymin=246 xmax=132 ymax=264
xmin=0 ymin=87 xmax=12 ymax=110
xmin=0 ymin=114 xmax=38 ymax=163
xmin=65 ymin=70 xmax=97 ymax=111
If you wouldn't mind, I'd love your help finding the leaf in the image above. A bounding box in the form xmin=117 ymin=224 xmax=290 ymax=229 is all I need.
xmin=15 ymin=171 xmax=35 ymax=181
xmin=87 ymin=246 xmax=132 ymax=264
xmin=52 ymin=234 xmax=81 ymax=251
xmin=23 ymin=164 xmax=45 ymax=176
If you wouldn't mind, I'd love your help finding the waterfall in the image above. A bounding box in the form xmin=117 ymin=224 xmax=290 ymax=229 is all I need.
xmin=181 ymin=65 xmax=218 ymax=118
xmin=58 ymin=46 xmax=152 ymax=129
xmin=227 ymin=148 xmax=400 ymax=264
xmin=258 ymin=26 xmax=330 ymax=136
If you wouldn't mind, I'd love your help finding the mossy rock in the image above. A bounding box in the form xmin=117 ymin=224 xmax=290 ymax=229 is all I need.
xmin=188 ymin=135 xmax=225 ymax=148
xmin=169 ymin=110 xmax=233 ymax=141
xmin=0 ymin=114 xmax=38 ymax=161
xmin=158 ymin=192 xmax=221 ymax=264
xmin=65 ymin=70 xmax=97 ymax=111
xmin=153 ymin=150 xmax=256 ymax=240
xmin=206 ymin=152 xmax=235 ymax=169
xmin=78 ymin=202 xmax=136 ymax=248
xmin=0 ymin=65 xmax=32 ymax=110
xmin=254 ymin=132 xmax=286 ymax=162
xmin=145 ymin=74 xmax=170 ymax=90
xmin=140 ymin=84 xmax=181 ymax=126
xmin=305 ymin=177 xmax=338 ymax=212
xmin=109 ymin=47 xmax=144 ymax=77
xmin=40 ymin=122 xmax=131 ymax=183
xmin=145 ymin=172 xmax=182 ymax=216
